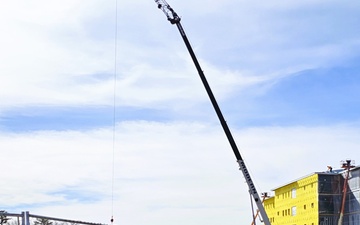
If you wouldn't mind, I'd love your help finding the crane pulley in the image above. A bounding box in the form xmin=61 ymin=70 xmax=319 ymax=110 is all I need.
xmin=154 ymin=1 xmax=271 ymax=225
xmin=155 ymin=0 xmax=180 ymax=24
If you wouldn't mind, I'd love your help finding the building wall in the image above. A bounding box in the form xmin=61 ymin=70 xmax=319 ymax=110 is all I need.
xmin=317 ymin=173 xmax=342 ymax=225
xmin=264 ymin=167 xmax=360 ymax=225
xmin=343 ymin=168 xmax=360 ymax=225
xmin=264 ymin=197 xmax=275 ymax=224
xmin=264 ymin=173 xmax=319 ymax=225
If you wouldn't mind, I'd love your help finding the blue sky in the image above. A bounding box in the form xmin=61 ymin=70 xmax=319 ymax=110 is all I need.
xmin=3 ymin=63 xmax=359 ymax=131
xmin=1 ymin=0 xmax=360 ymax=225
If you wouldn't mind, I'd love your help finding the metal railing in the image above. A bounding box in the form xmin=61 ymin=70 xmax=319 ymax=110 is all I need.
xmin=0 ymin=211 xmax=106 ymax=225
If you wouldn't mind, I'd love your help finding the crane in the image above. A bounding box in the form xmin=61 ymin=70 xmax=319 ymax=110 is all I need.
xmin=154 ymin=1 xmax=271 ymax=224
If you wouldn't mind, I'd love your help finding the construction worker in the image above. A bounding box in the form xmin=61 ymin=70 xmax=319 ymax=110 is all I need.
xmin=327 ymin=165 xmax=333 ymax=173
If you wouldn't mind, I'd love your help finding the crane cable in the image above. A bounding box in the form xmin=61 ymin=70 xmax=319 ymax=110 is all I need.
xmin=111 ymin=0 xmax=118 ymax=223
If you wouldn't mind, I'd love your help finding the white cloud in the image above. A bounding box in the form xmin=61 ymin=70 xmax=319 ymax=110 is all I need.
xmin=2 ymin=121 xmax=360 ymax=224
xmin=2 ymin=0 xmax=358 ymax=111
xmin=0 ymin=1 xmax=115 ymax=108
xmin=1 ymin=0 xmax=360 ymax=224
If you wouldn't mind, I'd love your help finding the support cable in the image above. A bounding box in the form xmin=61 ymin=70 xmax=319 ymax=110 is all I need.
xmin=111 ymin=0 xmax=118 ymax=223
xmin=250 ymin=191 xmax=256 ymax=225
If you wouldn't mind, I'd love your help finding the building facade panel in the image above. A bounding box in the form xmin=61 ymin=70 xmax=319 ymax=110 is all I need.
xmin=264 ymin=167 xmax=360 ymax=225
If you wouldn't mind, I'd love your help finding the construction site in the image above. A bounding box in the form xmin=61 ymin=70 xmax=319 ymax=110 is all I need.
xmin=261 ymin=159 xmax=360 ymax=225
xmin=0 ymin=0 xmax=360 ymax=225
xmin=2 ymin=159 xmax=359 ymax=225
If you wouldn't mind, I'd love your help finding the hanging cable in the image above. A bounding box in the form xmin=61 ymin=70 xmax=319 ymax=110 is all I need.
xmin=111 ymin=0 xmax=118 ymax=223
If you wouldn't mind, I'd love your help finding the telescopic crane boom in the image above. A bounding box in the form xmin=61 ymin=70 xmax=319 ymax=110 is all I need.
xmin=154 ymin=1 xmax=270 ymax=224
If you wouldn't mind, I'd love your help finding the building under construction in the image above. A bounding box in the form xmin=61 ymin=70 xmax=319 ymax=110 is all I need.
xmin=263 ymin=160 xmax=360 ymax=225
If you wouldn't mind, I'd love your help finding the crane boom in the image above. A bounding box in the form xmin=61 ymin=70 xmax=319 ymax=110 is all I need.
xmin=154 ymin=1 xmax=270 ymax=224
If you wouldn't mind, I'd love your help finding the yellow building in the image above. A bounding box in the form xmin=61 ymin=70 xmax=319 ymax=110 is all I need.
xmin=264 ymin=171 xmax=347 ymax=225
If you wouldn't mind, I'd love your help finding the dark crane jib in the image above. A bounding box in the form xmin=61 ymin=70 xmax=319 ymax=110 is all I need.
xmin=154 ymin=1 xmax=270 ymax=224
